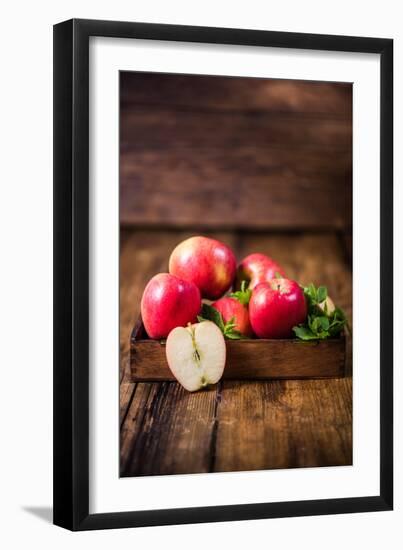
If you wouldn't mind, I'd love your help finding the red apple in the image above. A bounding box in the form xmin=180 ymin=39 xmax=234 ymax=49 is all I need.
xmin=249 ymin=278 xmax=307 ymax=338
xmin=236 ymin=253 xmax=286 ymax=290
xmin=141 ymin=273 xmax=201 ymax=339
xmin=212 ymin=297 xmax=253 ymax=337
xmin=169 ymin=236 xmax=236 ymax=300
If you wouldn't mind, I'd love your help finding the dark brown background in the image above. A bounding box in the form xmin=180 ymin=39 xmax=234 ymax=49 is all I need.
xmin=119 ymin=72 xmax=352 ymax=477
xmin=120 ymin=72 xmax=352 ymax=231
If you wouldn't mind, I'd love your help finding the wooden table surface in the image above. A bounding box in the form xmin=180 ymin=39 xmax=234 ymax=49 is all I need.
xmin=120 ymin=229 xmax=352 ymax=477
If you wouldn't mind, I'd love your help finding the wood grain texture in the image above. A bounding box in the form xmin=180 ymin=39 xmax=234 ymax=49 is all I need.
xmin=130 ymin=319 xmax=346 ymax=381
xmin=120 ymin=146 xmax=351 ymax=230
xmin=121 ymin=111 xmax=352 ymax=150
xmin=120 ymin=73 xmax=352 ymax=230
xmin=119 ymin=382 xmax=136 ymax=426
xmin=213 ymin=378 xmax=352 ymax=472
xmin=121 ymin=73 xmax=352 ymax=117
xmin=121 ymin=382 xmax=219 ymax=477
xmin=119 ymin=229 xmax=352 ymax=476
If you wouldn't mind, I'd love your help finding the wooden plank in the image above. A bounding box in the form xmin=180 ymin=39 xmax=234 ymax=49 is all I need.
xmin=120 ymin=111 xmax=352 ymax=151
xmin=213 ymin=378 xmax=352 ymax=472
xmin=120 ymin=115 xmax=352 ymax=230
xmin=120 ymin=150 xmax=351 ymax=230
xmin=130 ymin=318 xmax=345 ymax=381
xmin=120 ymin=382 xmax=219 ymax=477
xmin=121 ymin=72 xmax=352 ymax=118
xmin=119 ymin=382 xmax=135 ymax=426
xmin=120 ymin=383 xmax=156 ymax=474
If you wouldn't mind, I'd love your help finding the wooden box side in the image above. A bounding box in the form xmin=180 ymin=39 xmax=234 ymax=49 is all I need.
xmin=130 ymin=318 xmax=346 ymax=382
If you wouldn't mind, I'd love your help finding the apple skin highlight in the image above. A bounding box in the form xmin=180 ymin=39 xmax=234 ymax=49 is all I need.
xmin=236 ymin=253 xmax=286 ymax=290
xmin=141 ymin=273 xmax=201 ymax=339
xmin=249 ymin=278 xmax=307 ymax=338
xmin=169 ymin=236 xmax=236 ymax=300
xmin=212 ymin=296 xmax=253 ymax=337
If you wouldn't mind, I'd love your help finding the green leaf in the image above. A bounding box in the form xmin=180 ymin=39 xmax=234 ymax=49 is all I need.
xmin=224 ymin=330 xmax=245 ymax=340
xmin=333 ymin=307 xmax=346 ymax=321
xmin=230 ymin=280 xmax=252 ymax=306
xmin=198 ymin=304 xmax=249 ymax=340
xmin=328 ymin=324 xmax=343 ymax=337
xmin=226 ymin=316 xmax=236 ymax=327
xmin=223 ymin=316 xmax=246 ymax=339
xmin=292 ymin=326 xmax=318 ymax=340
xmin=199 ymin=303 xmax=225 ymax=331
xmin=307 ymin=315 xmax=318 ymax=332
xmin=293 ymin=283 xmax=348 ymax=341
xmin=307 ymin=283 xmax=317 ymax=302
xmin=302 ymin=283 xmax=317 ymax=309
xmin=316 ymin=286 xmax=327 ymax=304
xmin=318 ymin=316 xmax=330 ymax=331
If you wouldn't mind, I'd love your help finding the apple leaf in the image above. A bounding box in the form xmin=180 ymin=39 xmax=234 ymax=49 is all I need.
xmin=292 ymin=283 xmax=348 ymax=341
xmin=229 ymin=280 xmax=252 ymax=306
xmin=198 ymin=304 xmax=246 ymax=340
xmin=197 ymin=303 xmax=225 ymax=332
xmin=316 ymin=286 xmax=327 ymax=304
xmin=293 ymin=326 xmax=319 ymax=340
xmin=224 ymin=330 xmax=245 ymax=340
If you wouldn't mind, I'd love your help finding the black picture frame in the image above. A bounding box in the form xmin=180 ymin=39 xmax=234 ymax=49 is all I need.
xmin=53 ymin=18 xmax=393 ymax=531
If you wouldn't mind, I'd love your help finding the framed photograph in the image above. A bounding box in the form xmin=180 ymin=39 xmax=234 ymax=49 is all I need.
xmin=53 ymin=19 xmax=393 ymax=530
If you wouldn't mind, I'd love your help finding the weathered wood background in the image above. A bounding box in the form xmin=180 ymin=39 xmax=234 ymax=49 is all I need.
xmin=119 ymin=72 xmax=352 ymax=476
xmin=120 ymin=73 xmax=352 ymax=230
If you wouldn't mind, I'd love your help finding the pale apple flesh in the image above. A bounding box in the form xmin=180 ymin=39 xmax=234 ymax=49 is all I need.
xmin=166 ymin=321 xmax=226 ymax=392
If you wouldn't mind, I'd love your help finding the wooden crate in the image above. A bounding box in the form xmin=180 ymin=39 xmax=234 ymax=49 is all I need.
xmin=130 ymin=317 xmax=346 ymax=381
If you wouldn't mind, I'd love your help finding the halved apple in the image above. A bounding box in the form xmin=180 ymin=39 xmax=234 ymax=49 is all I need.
xmin=166 ymin=321 xmax=226 ymax=392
